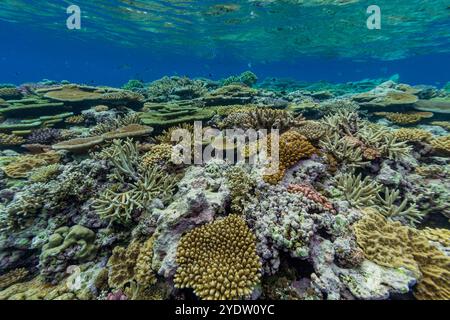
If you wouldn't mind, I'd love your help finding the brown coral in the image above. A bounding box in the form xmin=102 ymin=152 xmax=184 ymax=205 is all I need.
xmin=430 ymin=135 xmax=450 ymax=156
xmin=287 ymin=184 xmax=335 ymax=213
xmin=354 ymin=209 xmax=450 ymax=300
xmin=174 ymin=215 xmax=261 ymax=300
xmin=52 ymin=136 xmax=103 ymax=153
xmin=393 ymin=128 xmax=433 ymax=143
xmin=2 ymin=151 xmax=61 ymax=178
xmin=263 ymin=130 xmax=317 ymax=184
xmin=102 ymin=124 xmax=153 ymax=140
xmin=0 ymin=268 xmax=29 ymax=290
xmin=0 ymin=133 xmax=25 ymax=146
xmin=64 ymin=115 xmax=85 ymax=124
xmin=374 ymin=112 xmax=434 ymax=125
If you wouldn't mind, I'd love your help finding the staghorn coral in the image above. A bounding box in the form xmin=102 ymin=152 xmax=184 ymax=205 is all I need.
xmin=93 ymin=166 xmax=178 ymax=224
xmin=321 ymin=109 xmax=361 ymax=136
xmin=174 ymin=215 xmax=261 ymax=300
xmin=263 ymin=130 xmax=316 ymax=184
xmin=376 ymin=187 xmax=423 ymax=226
xmin=320 ymin=134 xmax=367 ymax=168
xmin=89 ymin=113 xmax=142 ymax=136
xmin=0 ymin=133 xmax=25 ymax=146
xmin=154 ymin=123 xmax=194 ymax=145
xmin=393 ymin=128 xmax=433 ymax=142
xmin=333 ymin=173 xmax=382 ymax=208
xmin=354 ymin=210 xmax=450 ymax=300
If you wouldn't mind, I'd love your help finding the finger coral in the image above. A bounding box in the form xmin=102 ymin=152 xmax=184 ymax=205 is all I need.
xmin=174 ymin=215 xmax=261 ymax=300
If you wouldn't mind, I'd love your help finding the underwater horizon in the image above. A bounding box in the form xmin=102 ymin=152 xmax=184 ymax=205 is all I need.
xmin=0 ymin=0 xmax=449 ymax=304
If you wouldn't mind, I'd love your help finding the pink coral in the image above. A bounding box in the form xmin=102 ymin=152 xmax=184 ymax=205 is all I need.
xmin=287 ymin=184 xmax=335 ymax=213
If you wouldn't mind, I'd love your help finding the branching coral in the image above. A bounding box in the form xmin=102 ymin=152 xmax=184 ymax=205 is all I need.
xmin=65 ymin=115 xmax=85 ymax=124
xmin=333 ymin=173 xmax=382 ymax=208
xmin=174 ymin=215 xmax=261 ymax=300
xmin=142 ymin=144 xmax=174 ymax=167
xmin=320 ymin=134 xmax=368 ymax=168
xmin=393 ymin=128 xmax=433 ymax=143
xmin=29 ymin=164 xmax=61 ymax=183
xmin=293 ymin=120 xmax=325 ymax=142
xmin=430 ymin=135 xmax=450 ymax=156
xmin=0 ymin=133 xmax=25 ymax=146
xmin=0 ymin=268 xmax=29 ymax=290
xmin=225 ymin=166 xmax=256 ymax=214
xmin=89 ymin=113 xmax=142 ymax=136
xmin=287 ymin=184 xmax=335 ymax=213
xmin=27 ymin=128 xmax=62 ymax=145
xmin=93 ymin=166 xmax=178 ymax=224
xmin=374 ymin=112 xmax=433 ymax=125
xmin=147 ymin=76 xmax=207 ymax=102
xmin=376 ymin=188 xmax=423 ymax=226
xmin=263 ymin=130 xmax=316 ymax=184
xmin=321 ymin=109 xmax=361 ymax=136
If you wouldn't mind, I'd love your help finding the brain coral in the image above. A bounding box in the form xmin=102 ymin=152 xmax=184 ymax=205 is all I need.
xmin=174 ymin=215 xmax=261 ymax=300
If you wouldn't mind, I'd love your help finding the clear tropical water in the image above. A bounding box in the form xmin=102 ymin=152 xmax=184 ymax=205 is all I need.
xmin=0 ymin=0 xmax=450 ymax=303
xmin=0 ymin=0 xmax=449 ymax=85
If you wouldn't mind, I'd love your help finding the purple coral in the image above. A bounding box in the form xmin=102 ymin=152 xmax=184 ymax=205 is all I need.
xmin=27 ymin=128 xmax=62 ymax=145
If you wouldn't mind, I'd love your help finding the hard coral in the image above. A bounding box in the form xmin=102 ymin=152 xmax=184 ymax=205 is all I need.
xmin=52 ymin=136 xmax=104 ymax=153
xmin=287 ymin=184 xmax=335 ymax=213
xmin=430 ymin=135 xmax=450 ymax=156
xmin=0 ymin=133 xmax=25 ymax=146
xmin=393 ymin=128 xmax=433 ymax=142
xmin=263 ymin=130 xmax=316 ymax=184
xmin=354 ymin=210 xmax=450 ymax=300
xmin=174 ymin=215 xmax=261 ymax=300
xmin=374 ymin=112 xmax=433 ymax=125
xmin=2 ymin=151 xmax=60 ymax=178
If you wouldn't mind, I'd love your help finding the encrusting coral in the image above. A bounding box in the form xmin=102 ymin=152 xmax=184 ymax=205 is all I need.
xmin=354 ymin=209 xmax=450 ymax=300
xmin=174 ymin=215 xmax=261 ymax=300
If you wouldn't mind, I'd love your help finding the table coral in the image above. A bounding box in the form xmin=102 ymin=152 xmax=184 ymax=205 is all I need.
xmin=102 ymin=124 xmax=153 ymax=140
xmin=393 ymin=128 xmax=433 ymax=142
xmin=52 ymin=136 xmax=104 ymax=153
xmin=2 ymin=151 xmax=60 ymax=178
xmin=374 ymin=111 xmax=433 ymax=125
xmin=174 ymin=215 xmax=261 ymax=300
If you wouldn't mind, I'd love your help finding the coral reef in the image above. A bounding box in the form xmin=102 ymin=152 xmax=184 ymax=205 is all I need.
xmin=174 ymin=215 xmax=261 ymax=300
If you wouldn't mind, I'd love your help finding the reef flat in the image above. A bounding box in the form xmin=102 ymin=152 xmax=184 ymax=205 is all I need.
xmin=0 ymin=74 xmax=449 ymax=300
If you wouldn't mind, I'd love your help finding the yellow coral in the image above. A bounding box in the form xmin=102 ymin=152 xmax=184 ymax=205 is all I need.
xmin=431 ymin=121 xmax=450 ymax=130
xmin=142 ymin=143 xmax=173 ymax=167
xmin=354 ymin=209 xmax=450 ymax=300
xmin=174 ymin=215 xmax=261 ymax=300
xmin=393 ymin=128 xmax=433 ymax=142
xmin=0 ymin=133 xmax=25 ymax=146
xmin=374 ymin=112 xmax=433 ymax=124
xmin=107 ymin=237 xmax=156 ymax=291
xmin=263 ymin=130 xmax=316 ymax=184
xmin=0 ymin=276 xmax=75 ymax=300
xmin=2 ymin=151 xmax=61 ymax=179
xmin=293 ymin=121 xmax=325 ymax=141
xmin=430 ymin=135 xmax=450 ymax=155
xmin=64 ymin=115 xmax=85 ymax=124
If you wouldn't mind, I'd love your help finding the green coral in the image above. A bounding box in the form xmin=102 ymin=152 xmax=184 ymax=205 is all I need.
xmin=376 ymin=188 xmax=423 ymax=226
xmin=225 ymin=166 xmax=256 ymax=214
xmin=122 ymin=79 xmax=145 ymax=91
xmin=222 ymin=71 xmax=258 ymax=87
xmin=333 ymin=173 xmax=382 ymax=208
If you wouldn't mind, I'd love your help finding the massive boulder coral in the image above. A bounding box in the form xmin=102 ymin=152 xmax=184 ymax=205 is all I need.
xmin=174 ymin=215 xmax=261 ymax=300
xmin=39 ymin=225 xmax=98 ymax=283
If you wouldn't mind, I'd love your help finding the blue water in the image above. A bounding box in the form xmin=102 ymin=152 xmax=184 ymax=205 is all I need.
xmin=0 ymin=1 xmax=449 ymax=86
